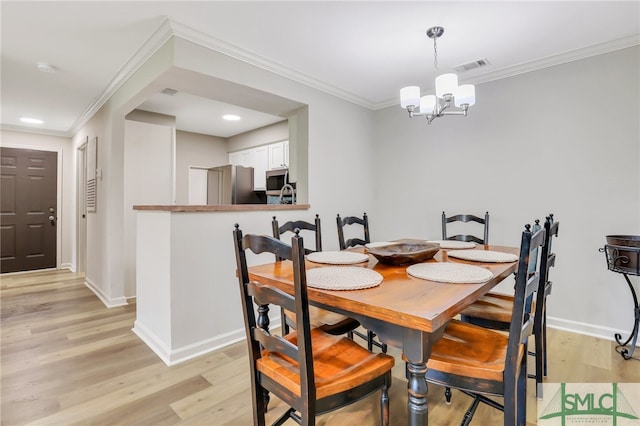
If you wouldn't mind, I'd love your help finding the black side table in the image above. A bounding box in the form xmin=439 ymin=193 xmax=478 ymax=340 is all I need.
xmin=601 ymin=244 xmax=640 ymax=360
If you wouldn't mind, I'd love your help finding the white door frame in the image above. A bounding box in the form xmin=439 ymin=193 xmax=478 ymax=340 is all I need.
xmin=76 ymin=138 xmax=88 ymax=274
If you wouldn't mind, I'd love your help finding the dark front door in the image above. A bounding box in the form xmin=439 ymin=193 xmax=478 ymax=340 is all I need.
xmin=1 ymin=148 xmax=57 ymax=273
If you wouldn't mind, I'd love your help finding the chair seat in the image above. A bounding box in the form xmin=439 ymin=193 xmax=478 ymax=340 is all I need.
xmin=461 ymin=292 xmax=537 ymax=325
xmin=285 ymin=306 xmax=353 ymax=328
xmin=257 ymin=328 xmax=395 ymax=399
xmin=426 ymin=320 xmax=525 ymax=383
xmin=460 ymin=292 xmax=514 ymax=324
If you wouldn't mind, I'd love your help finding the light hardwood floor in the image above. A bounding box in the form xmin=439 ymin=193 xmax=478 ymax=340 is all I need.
xmin=2 ymin=269 xmax=639 ymax=425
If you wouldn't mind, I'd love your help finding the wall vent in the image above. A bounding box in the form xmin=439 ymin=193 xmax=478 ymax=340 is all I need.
xmin=161 ymin=88 xmax=178 ymax=96
xmin=453 ymin=58 xmax=491 ymax=73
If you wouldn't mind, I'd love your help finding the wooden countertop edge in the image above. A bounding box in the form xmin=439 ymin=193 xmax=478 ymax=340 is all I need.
xmin=133 ymin=204 xmax=311 ymax=212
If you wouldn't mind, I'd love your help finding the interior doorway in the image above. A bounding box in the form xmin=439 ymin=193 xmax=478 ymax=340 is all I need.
xmin=0 ymin=147 xmax=58 ymax=273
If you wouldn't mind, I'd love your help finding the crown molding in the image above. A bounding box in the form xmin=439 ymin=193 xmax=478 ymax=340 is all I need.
xmin=0 ymin=123 xmax=70 ymax=138
xmin=167 ymin=19 xmax=376 ymax=109
xmin=68 ymin=17 xmax=176 ymax=137
xmin=374 ymin=34 xmax=640 ymax=110
xmin=470 ymin=34 xmax=640 ymax=89
xmin=68 ymin=19 xmax=639 ymax=131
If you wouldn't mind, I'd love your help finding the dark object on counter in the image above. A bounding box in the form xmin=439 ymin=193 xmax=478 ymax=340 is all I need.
xmin=368 ymin=241 xmax=440 ymax=266
xmin=601 ymin=235 xmax=640 ymax=360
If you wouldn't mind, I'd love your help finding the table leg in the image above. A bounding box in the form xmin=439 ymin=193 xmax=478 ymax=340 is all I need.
xmin=401 ymin=327 xmax=446 ymax=426
xmin=615 ymin=273 xmax=640 ymax=359
xmin=407 ymin=361 xmax=429 ymax=425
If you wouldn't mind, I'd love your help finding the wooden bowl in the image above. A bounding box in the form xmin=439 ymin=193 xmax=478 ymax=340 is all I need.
xmin=368 ymin=241 xmax=440 ymax=266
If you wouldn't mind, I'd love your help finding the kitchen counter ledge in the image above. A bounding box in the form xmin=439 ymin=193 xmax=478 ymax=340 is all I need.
xmin=133 ymin=204 xmax=310 ymax=212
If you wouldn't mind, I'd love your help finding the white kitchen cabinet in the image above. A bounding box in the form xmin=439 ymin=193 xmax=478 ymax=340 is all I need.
xmin=251 ymin=146 xmax=268 ymax=190
xmin=268 ymin=140 xmax=289 ymax=170
xmin=228 ymin=141 xmax=287 ymax=190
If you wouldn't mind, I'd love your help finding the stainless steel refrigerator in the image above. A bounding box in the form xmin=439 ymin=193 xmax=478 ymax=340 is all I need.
xmin=207 ymin=165 xmax=255 ymax=204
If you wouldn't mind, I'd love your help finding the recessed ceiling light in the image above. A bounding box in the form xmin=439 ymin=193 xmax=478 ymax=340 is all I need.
xmin=20 ymin=117 xmax=44 ymax=124
xmin=223 ymin=114 xmax=241 ymax=121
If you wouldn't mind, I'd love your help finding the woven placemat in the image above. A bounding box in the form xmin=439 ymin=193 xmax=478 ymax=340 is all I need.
xmin=427 ymin=240 xmax=476 ymax=249
xmin=407 ymin=263 xmax=493 ymax=284
xmin=307 ymin=251 xmax=369 ymax=265
xmin=306 ymin=267 xmax=383 ymax=290
xmin=447 ymin=250 xmax=518 ymax=263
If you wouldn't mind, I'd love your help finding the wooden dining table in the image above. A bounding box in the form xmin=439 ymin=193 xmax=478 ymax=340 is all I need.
xmin=247 ymin=242 xmax=520 ymax=426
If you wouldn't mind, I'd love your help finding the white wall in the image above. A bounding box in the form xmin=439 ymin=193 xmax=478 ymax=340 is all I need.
xmin=227 ymin=120 xmax=288 ymax=152
xmin=372 ymin=46 xmax=640 ymax=341
xmin=71 ymin=40 xmax=176 ymax=306
xmin=0 ymin=130 xmax=74 ymax=270
xmin=175 ymin=130 xmax=228 ymax=205
xmin=123 ymin=120 xmax=175 ymax=297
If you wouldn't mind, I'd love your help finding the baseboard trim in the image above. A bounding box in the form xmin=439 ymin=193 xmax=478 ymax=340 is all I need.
xmin=165 ymin=329 xmax=247 ymax=366
xmin=132 ymin=321 xmax=172 ymax=365
xmin=84 ymin=277 xmax=128 ymax=308
xmin=548 ymin=315 xmax=640 ymax=348
xmin=132 ymin=320 xmax=247 ymax=366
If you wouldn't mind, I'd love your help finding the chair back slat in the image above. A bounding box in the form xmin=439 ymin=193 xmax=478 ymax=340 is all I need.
xmin=243 ymin=233 xmax=293 ymax=261
xmin=252 ymin=326 xmax=299 ymax=361
xmin=273 ymin=215 xmax=322 ymax=256
xmin=442 ymin=211 xmax=489 ymax=244
xmin=336 ymin=213 xmax=370 ymax=250
xmin=540 ymin=216 xmax=559 ymax=286
xmin=520 ymin=317 xmax=534 ymax=344
xmin=248 ymin=280 xmax=296 ymax=313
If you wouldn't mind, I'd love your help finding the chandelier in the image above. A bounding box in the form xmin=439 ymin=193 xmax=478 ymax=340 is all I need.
xmin=400 ymin=27 xmax=475 ymax=124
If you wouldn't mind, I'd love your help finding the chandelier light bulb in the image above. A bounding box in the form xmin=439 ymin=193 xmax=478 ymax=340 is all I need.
xmin=420 ymin=95 xmax=436 ymax=113
xmin=455 ymin=84 xmax=476 ymax=107
xmin=435 ymin=73 xmax=458 ymax=99
xmin=400 ymin=86 xmax=421 ymax=108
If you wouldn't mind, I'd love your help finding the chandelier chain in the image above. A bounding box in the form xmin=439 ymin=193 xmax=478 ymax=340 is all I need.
xmin=433 ymin=37 xmax=438 ymax=79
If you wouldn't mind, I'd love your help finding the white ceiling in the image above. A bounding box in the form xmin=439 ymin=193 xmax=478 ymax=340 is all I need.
xmin=2 ymin=1 xmax=639 ymax=138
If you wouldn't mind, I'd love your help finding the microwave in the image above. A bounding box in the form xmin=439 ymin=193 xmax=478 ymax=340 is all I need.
xmin=265 ymin=168 xmax=294 ymax=194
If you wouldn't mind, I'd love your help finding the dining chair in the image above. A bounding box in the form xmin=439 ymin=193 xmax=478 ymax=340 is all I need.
xmin=458 ymin=214 xmax=559 ymax=398
xmin=336 ymin=212 xmax=370 ymax=250
xmin=272 ymin=215 xmax=359 ymax=337
xmin=233 ymin=224 xmax=394 ymax=426
xmin=336 ymin=212 xmax=387 ymax=353
xmin=439 ymin=211 xmax=491 ymax=406
xmin=425 ymin=223 xmax=545 ymax=425
xmin=442 ymin=211 xmax=489 ymax=244
xmin=272 ymin=214 xmax=322 ymax=258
